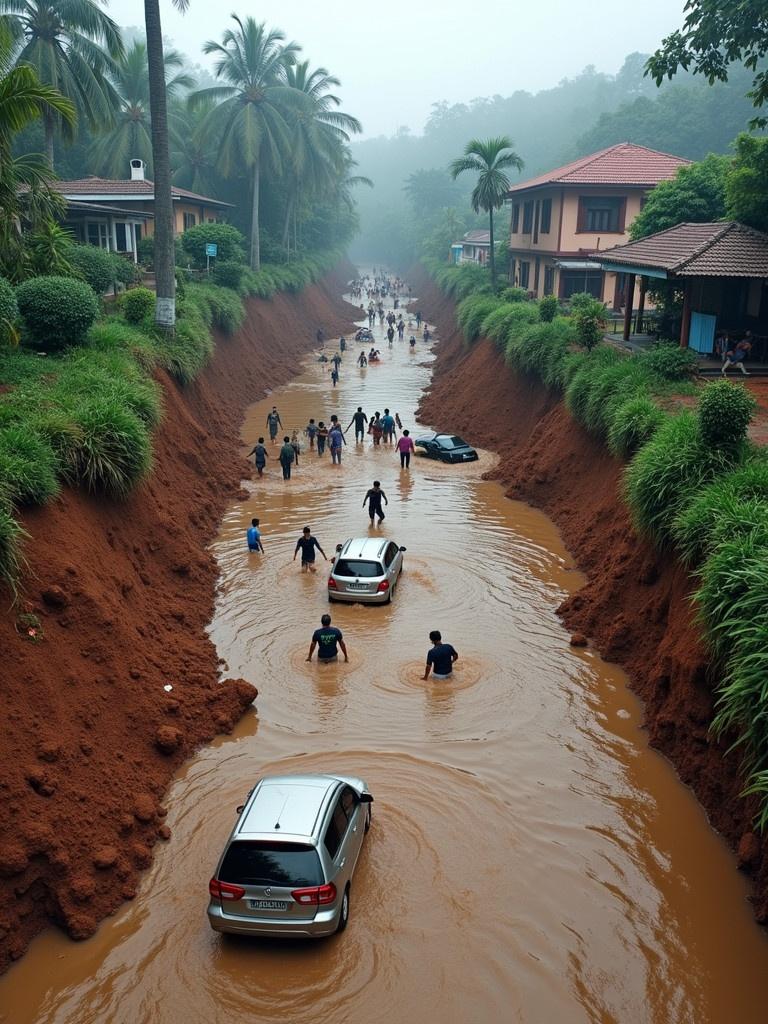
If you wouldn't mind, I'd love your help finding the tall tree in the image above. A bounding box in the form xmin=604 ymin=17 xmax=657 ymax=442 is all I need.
xmin=0 ymin=0 xmax=124 ymax=168
xmin=449 ymin=136 xmax=523 ymax=288
xmin=193 ymin=16 xmax=303 ymax=270
xmin=630 ymin=153 xmax=730 ymax=240
xmin=144 ymin=0 xmax=187 ymax=330
xmin=170 ymin=98 xmax=220 ymax=196
xmin=646 ymin=0 xmax=768 ymax=127
xmin=91 ymin=40 xmax=194 ymax=179
xmin=0 ymin=23 xmax=75 ymax=278
xmin=281 ymin=61 xmax=362 ymax=253
xmin=725 ymin=133 xmax=768 ymax=233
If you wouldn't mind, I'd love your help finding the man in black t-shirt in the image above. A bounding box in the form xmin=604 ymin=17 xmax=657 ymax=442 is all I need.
xmin=346 ymin=407 xmax=368 ymax=442
xmin=307 ymin=614 xmax=349 ymax=663
xmin=423 ymin=630 xmax=459 ymax=680
xmin=293 ymin=526 xmax=327 ymax=574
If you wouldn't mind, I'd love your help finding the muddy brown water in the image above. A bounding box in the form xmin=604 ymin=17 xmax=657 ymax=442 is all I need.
xmin=2 ymin=284 xmax=768 ymax=1023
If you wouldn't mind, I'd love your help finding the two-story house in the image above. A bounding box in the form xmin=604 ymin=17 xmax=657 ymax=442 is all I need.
xmin=506 ymin=143 xmax=690 ymax=308
xmin=51 ymin=159 xmax=233 ymax=262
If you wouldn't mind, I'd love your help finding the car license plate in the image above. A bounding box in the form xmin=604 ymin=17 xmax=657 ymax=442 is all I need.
xmin=347 ymin=583 xmax=367 ymax=591
xmin=248 ymin=900 xmax=289 ymax=911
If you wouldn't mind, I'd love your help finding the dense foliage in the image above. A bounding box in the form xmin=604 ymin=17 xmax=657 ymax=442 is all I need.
xmin=16 ymin=276 xmax=100 ymax=349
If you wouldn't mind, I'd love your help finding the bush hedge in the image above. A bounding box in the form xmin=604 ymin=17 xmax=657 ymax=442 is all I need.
xmin=16 ymin=276 xmax=100 ymax=350
xmin=180 ymin=223 xmax=247 ymax=268
xmin=69 ymin=244 xmax=118 ymax=295
xmin=122 ymin=287 xmax=156 ymax=324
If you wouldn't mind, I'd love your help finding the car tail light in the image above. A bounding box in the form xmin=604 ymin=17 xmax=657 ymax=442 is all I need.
xmin=328 ymin=577 xmax=337 ymax=589
xmin=209 ymin=878 xmax=245 ymax=901
xmin=376 ymin=580 xmax=390 ymax=592
xmin=291 ymin=883 xmax=337 ymax=906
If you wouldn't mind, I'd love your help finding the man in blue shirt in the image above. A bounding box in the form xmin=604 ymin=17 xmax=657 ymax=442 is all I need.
xmin=306 ymin=614 xmax=349 ymax=664
xmin=422 ymin=630 xmax=459 ymax=681
xmin=246 ymin=518 xmax=264 ymax=553
xmin=381 ymin=408 xmax=396 ymax=444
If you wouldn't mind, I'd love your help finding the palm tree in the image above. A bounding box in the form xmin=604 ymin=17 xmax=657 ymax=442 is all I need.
xmin=91 ymin=40 xmax=195 ymax=179
xmin=170 ymin=98 xmax=220 ymax=196
xmin=281 ymin=61 xmax=362 ymax=255
xmin=449 ymin=136 xmax=523 ymax=288
xmin=0 ymin=0 xmax=124 ymax=168
xmin=192 ymin=16 xmax=303 ymax=270
xmin=144 ymin=0 xmax=188 ymax=329
xmin=0 ymin=25 xmax=75 ymax=279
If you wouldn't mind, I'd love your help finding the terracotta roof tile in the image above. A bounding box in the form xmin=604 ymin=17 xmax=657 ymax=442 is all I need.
xmin=51 ymin=176 xmax=232 ymax=206
xmin=463 ymin=230 xmax=490 ymax=244
xmin=596 ymin=221 xmax=768 ymax=277
xmin=507 ymin=143 xmax=690 ymax=195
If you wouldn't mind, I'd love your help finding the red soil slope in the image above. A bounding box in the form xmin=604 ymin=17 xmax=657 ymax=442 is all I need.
xmin=0 ymin=267 xmax=358 ymax=970
xmin=415 ymin=272 xmax=768 ymax=921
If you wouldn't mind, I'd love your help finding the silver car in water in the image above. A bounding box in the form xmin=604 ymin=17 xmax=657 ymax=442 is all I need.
xmin=207 ymin=773 xmax=373 ymax=938
xmin=328 ymin=536 xmax=406 ymax=603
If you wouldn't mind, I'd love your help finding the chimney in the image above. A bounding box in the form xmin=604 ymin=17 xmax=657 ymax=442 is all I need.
xmin=130 ymin=159 xmax=146 ymax=181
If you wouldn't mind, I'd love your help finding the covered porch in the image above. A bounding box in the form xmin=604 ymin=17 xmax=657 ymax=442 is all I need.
xmin=62 ymin=201 xmax=153 ymax=263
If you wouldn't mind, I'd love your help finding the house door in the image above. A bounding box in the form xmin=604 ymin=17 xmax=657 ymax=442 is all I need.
xmin=689 ymin=311 xmax=717 ymax=354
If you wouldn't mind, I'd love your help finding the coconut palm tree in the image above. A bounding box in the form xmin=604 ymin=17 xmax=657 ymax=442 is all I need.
xmin=91 ymin=40 xmax=195 ymax=179
xmin=170 ymin=98 xmax=220 ymax=197
xmin=0 ymin=0 xmax=124 ymax=168
xmin=192 ymin=16 xmax=303 ymax=270
xmin=144 ymin=0 xmax=188 ymax=329
xmin=449 ymin=136 xmax=523 ymax=288
xmin=0 ymin=24 xmax=75 ymax=278
xmin=281 ymin=61 xmax=362 ymax=255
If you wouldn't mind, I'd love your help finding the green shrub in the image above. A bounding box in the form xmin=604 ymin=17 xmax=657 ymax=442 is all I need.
xmin=506 ymin=318 xmax=574 ymax=390
xmin=0 ymin=277 xmax=18 ymax=341
xmin=0 ymin=499 xmax=26 ymax=595
xmin=580 ymin=358 xmax=650 ymax=437
xmin=122 ymin=287 xmax=156 ymax=324
xmin=158 ymin=314 xmax=214 ymax=384
xmin=564 ymin=347 xmax=622 ymax=426
xmin=641 ymin=341 xmax=699 ymax=381
xmin=186 ymin=283 xmax=244 ymax=335
xmin=607 ymin=395 xmax=667 ymax=458
xmin=538 ymin=295 xmax=559 ymax=322
xmin=16 ymin=276 xmax=100 ymax=350
xmin=109 ymin=254 xmax=140 ymax=287
xmin=87 ymin=318 xmax=158 ymax=369
xmin=457 ymin=295 xmax=501 ymax=341
xmin=66 ymin=397 xmax=152 ymax=496
xmin=624 ymin=411 xmax=740 ymax=544
xmin=500 ymin=286 xmax=528 ymax=303
xmin=572 ymin=297 xmax=607 ymax=351
xmin=180 ymin=223 xmax=247 ymax=268
xmin=213 ymin=259 xmax=246 ymax=290
xmin=0 ymin=424 xmax=60 ymax=504
xmin=136 ymin=236 xmax=184 ymax=269
xmin=672 ymin=460 xmax=768 ymax=564
xmin=69 ymin=244 xmax=117 ymax=295
xmin=698 ymin=379 xmax=756 ymax=451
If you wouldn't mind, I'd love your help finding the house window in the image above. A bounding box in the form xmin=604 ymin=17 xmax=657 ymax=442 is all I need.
xmin=522 ymin=201 xmax=534 ymax=234
xmin=183 ymin=212 xmax=197 ymax=230
xmin=540 ymin=198 xmax=552 ymax=234
xmin=561 ymin=270 xmax=603 ymax=299
xmin=543 ymin=265 xmax=555 ymax=296
xmin=115 ymin=223 xmax=129 ymax=252
xmin=519 ymin=261 xmax=530 ymax=289
xmin=577 ymin=196 xmax=625 ymax=233
xmin=509 ymin=258 xmax=516 ymax=284
xmin=511 ymin=203 xmax=520 ymax=233
xmin=534 ymin=256 xmax=541 ymax=292
xmin=86 ymin=221 xmax=109 ymax=250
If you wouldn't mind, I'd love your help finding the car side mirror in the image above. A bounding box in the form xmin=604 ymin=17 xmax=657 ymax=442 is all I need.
xmin=236 ymin=804 xmax=245 ymax=814
xmin=399 ymin=546 xmax=407 ymax=552
xmin=359 ymin=793 xmax=374 ymax=803
xmin=336 ymin=543 xmax=343 ymax=552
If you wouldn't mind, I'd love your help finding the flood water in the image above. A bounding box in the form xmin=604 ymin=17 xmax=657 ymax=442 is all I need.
xmin=2 ymin=279 xmax=768 ymax=1024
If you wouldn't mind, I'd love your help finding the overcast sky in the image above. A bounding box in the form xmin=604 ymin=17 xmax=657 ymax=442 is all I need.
xmin=109 ymin=0 xmax=686 ymax=137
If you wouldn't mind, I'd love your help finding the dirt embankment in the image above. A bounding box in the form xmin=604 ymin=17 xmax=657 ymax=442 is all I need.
xmin=414 ymin=271 xmax=768 ymax=921
xmin=0 ymin=266 xmax=359 ymax=971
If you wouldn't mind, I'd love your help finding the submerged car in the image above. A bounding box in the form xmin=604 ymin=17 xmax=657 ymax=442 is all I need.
xmin=208 ymin=773 xmax=373 ymax=938
xmin=414 ymin=432 xmax=478 ymax=463
xmin=328 ymin=537 xmax=405 ymax=604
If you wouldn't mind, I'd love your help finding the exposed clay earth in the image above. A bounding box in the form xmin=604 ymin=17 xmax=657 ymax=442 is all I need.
xmin=0 ymin=266 xmax=358 ymax=970
xmin=413 ymin=269 xmax=768 ymax=922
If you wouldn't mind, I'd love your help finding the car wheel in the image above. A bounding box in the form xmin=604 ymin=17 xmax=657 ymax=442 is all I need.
xmin=336 ymin=885 xmax=350 ymax=933
xmin=364 ymin=804 xmax=372 ymax=833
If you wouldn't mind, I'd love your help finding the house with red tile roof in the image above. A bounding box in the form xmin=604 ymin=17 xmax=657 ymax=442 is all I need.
xmin=450 ymin=229 xmax=491 ymax=265
xmin=51 ymin=159 xmax=233 ymax=261
xmin=593 ymin=221 xmax=768 ymax=354
xmin=506 ymin=143 xmax=690 ymax=307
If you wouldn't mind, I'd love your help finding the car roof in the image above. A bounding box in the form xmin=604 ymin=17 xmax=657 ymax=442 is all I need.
xmin=338 ymin=537 xmax=392 ymax=561
xmin=237 ymin=775 xmax=342 ymax=841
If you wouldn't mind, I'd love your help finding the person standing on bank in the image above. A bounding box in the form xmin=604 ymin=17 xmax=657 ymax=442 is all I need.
xmin=266 ymin=407 xmax=282 ymax=444
xmin=363 ymin=481 xmax=388 ymax=524
xmin=306 ymin=613 xmax=348 ymax=664
xmin=247 ymin=436 xmax=269 ymax=477
xmin=396 ymin=429 xmax=415 ymax=469
xmin=293 ymin=526 xmax=328 ymax=573
xmin=279 ymin=436 xmax=295 ymax=480
xmin=422 ymin=631 xmax=459 ymax=681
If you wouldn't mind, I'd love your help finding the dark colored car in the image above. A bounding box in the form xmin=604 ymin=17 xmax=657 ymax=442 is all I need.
xmin=414 ymin=432 xmax=478 ymax=464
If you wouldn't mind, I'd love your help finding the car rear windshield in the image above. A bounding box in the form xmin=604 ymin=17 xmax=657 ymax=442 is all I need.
xmin=334 ymin=558 xmax=382 ymax=578
xmin=440 ymin=436 xmax=466 ymax=448
xmin=219 ymin=842 xmax=323 ymax=887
